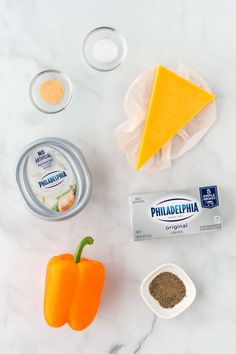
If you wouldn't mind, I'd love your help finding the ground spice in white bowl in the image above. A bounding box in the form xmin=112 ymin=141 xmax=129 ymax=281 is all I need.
xmin=149 ymin=271 xmax=186 ymax=308
xmin=140 ymin=263 xmax=196 ymax=319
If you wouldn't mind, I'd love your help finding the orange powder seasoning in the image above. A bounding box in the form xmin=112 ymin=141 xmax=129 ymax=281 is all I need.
xmin=40 ymin=79 xmax=64 ymax=104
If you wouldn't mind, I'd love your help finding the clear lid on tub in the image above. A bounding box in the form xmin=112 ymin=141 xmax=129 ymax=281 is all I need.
xmin=15 ymin=138 xmax=92 ymax=221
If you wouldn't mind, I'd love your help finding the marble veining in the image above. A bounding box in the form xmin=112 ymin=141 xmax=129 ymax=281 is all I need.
xmin=1 ymin=0 xmax=236 ymax=353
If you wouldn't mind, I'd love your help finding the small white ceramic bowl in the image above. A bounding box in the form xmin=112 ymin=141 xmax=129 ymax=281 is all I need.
xmin=140 ymin=263 xmax=196 ymax=319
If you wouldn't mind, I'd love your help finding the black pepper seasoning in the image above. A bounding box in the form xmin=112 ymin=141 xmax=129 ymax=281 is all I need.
xmin=149 ymin=272 xmax=186 ymax=308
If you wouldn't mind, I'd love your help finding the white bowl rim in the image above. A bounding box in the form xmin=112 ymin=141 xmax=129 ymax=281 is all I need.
xmin=140 ymin=263 xmax=196 ymax=319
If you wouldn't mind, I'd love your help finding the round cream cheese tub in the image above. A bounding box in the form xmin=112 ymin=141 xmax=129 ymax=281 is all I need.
xmin=15 ymin=138 xmax=92 ymax=221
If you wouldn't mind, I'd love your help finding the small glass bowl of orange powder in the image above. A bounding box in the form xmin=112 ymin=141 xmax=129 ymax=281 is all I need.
xmin=30 ymin=70 xmax=73 ymax=114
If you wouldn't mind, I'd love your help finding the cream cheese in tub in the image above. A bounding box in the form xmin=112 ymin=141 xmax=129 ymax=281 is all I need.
xmin=15 ymin=138 xmax=91 ymax=221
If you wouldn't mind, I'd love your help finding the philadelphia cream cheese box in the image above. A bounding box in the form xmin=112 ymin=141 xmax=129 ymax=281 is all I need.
xmin=129 ymin=186 xmax=222 ymax=241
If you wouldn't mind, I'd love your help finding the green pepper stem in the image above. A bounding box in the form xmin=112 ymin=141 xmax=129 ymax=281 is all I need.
xmin=74 ymin=236 xmax=94 ymax=263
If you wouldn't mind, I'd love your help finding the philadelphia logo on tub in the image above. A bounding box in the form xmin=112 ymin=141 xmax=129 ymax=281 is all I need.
xmin=38 ymin=170 xmax=67 ymax=189
xmin=150 ymin=197 xmax=200 ymax=222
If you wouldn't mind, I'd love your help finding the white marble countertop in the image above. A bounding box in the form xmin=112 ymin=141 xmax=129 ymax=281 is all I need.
xmin=1 ymin=1 xmax=236 ymax=353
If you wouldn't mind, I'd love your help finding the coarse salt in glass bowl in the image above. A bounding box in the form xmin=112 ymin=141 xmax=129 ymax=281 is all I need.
xmin=83 ymin=27 xmax=127 ymax=71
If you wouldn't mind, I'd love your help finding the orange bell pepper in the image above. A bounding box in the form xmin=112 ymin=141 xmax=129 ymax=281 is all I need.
xmin=44 ymin=236 xmax=105 ymax=331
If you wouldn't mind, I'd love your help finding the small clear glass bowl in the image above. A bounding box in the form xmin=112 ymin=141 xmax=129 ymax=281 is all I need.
xmin=29 ymin=70 xmax=73 ymax=114
xmin=83 ymin=27 xmax=127 ymax=71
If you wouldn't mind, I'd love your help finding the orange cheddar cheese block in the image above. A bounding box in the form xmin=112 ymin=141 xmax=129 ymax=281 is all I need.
xmin=136 ymin=66 xmax=215 ymax=170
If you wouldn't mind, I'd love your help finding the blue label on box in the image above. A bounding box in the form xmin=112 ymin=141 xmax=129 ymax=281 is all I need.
xmin=199 ymin=186 xmax=219 ymax=209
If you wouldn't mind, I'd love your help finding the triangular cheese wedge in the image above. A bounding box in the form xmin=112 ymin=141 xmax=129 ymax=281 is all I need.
xmin=136 ymin=66 xmax=215 ymax=170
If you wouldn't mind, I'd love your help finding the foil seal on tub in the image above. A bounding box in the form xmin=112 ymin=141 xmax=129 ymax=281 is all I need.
xmin=15 ymin=137 xmax=92 ymax=221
